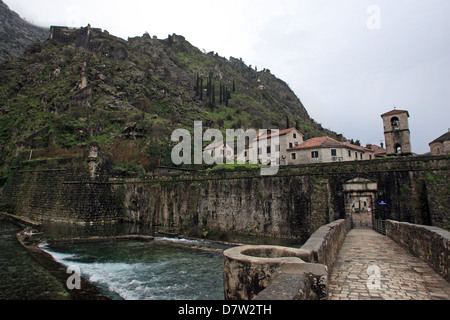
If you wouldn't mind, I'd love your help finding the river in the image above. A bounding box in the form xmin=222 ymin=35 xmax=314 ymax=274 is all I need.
xmin=0 ymin=217 xmax=304 ymax=300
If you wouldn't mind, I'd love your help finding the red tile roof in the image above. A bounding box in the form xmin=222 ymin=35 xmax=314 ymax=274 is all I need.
xmin=381 ymin=109 xmax=410 ymax=117
xmin=254 ymin=128 xmax=303 ymax=141
xmin=204 ymin=141 xmax=232 ymax=151
xmin=429 ymin=131 xmax=450 ymax=144
xmin=366 ymin=144 xmax=387 ymax=156
xmin=290 ymin=136 xmax=342 ymax=150
xmin=291 ymin=136 xmax=375 ymax=153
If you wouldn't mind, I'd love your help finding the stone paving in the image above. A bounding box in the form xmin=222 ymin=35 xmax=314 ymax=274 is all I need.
xmin=328 ymin=228 xmax=450 ymax=300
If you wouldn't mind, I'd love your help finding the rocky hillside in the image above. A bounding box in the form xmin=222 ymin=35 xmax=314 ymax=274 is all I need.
xmin=0 ymin=21 xmax=337 ymax=179
xmin=0 ymin=0 xmax=48 ymax=62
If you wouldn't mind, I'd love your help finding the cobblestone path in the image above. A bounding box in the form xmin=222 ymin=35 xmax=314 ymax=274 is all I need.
xmin=328 ymin=228 xmax=450 ymax=300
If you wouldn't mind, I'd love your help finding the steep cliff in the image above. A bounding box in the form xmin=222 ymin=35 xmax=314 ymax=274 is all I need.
xmin=0 ymin=21 xmax=337 ymax=182
xmin=0 ymin=0 xmax=48 ymax=62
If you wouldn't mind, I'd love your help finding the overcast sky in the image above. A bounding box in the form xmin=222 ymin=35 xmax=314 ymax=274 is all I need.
xmin=5 ymin=0 xmax=450 ymax=154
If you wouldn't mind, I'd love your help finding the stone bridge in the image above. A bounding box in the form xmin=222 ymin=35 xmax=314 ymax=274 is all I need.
xmin=223 ymin=220 xmax=450 ymax=300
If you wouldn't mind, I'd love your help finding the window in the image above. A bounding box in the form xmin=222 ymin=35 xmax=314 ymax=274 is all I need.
xmin=360 ymin=153 xmax=363 ymax=160
xmin=289 ymin=143 xmax=293 ymax=149
xmin=348 ymin=150 xmax=352 ymax=157
xmin=293 ymin=134 xmax=297 ymax=139
xmin=355 ymin=152 xmax=358 ymax=159
xmin=291 ymin=153 xmax=296 ymax=160
xmin=312 ymin=151 xmax=319 ymax=159
xmin=267 ymin=146 xmax=271 ymax=154
xmin=331 ymin=149 xmax=337 ymax=157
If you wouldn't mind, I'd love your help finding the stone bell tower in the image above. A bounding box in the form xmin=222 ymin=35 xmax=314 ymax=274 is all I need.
xmin=381 ymin=109 xmax=412 ymax=156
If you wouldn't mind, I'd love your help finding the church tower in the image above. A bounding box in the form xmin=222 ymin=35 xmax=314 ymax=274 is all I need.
xmin=381 ymin=109 xmax=412 ymax=156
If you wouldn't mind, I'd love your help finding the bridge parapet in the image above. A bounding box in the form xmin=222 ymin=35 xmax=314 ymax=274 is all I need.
xmin=223 ymin=220 xmax=347 ymax=300
xmin=386 ymin=220 xmax=450 ymax=282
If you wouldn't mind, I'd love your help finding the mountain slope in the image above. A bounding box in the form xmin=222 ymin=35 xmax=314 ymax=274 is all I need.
xmin=0 ymin=0 xmax=48 ymax=62
xmin=0 ymin=23 xmax=338 ymax=179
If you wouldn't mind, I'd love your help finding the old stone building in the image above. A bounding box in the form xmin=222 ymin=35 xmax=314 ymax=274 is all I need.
xmin=204 ymin=141 xmax=234 ymax=163
xmin=429 ymin=131 xmax=450 ymax=155
xmin=251 ymin=128 xmax=304 ymax=165
xmin=366 ymin=143 xmax=387 ymax=158
xmin=381 ymin=109 xmax=412 ymax=156
xmin=287 ymin=136 xmax=375 ymax=165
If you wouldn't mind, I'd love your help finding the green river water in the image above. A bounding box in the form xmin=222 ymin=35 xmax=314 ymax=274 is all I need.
xmin=0 ymin=216 xmax=304 ymax=300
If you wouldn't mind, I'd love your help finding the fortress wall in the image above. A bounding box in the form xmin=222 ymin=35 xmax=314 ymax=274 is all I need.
xmin=1 ymin=154 xmax=449 ymax=236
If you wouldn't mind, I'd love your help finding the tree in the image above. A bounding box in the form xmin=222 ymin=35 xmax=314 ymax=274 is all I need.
xmin=207 ymin=75 xmax=212 ymax=98
xmin=199 ymin=76 xmax=203 ymax=100
xmin=225 ymin=86 xmax=229 ymax=107
xmin=195 ymin=73 xmax=200 ymax=96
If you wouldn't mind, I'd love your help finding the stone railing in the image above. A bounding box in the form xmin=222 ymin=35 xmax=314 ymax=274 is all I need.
xmin=223 ymin=220 xmax=347 ymax=300
xmin=300 ymin=219 xmax=347 ymax=270
xmin=386 ymin=220 xmax=450 ymax=282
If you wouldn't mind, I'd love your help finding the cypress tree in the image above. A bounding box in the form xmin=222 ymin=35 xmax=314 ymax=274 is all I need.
xmin=200 ymin=76 xmax=203 ymax=100
xmin=206 ymin=75 xmax=212 ymax=98
xmin=195 ymin=73 xmax=200 ymax=96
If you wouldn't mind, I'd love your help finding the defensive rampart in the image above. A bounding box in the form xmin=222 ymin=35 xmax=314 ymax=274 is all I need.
xmin=1 ymin=152 xmax=449 ymax=238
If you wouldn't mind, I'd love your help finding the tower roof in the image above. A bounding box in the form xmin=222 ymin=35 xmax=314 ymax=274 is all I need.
xmin=381 ymin=109 xmax=410 ymax=118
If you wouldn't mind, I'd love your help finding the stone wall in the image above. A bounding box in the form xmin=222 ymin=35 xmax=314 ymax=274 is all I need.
xmin=386 ymin=220 xmax=450 ymax=281
xmin=301 ymin=219 xmax=347 ymax=270
xmin=120 ymin=155 xmax=449 ymax=237
xmin=122 ymin=174 xmax=331 ymax=240
xmin=1 ymin=154 xmax=449 ymax=237
xmin=1 ymin=154 xmax=125 ymax=224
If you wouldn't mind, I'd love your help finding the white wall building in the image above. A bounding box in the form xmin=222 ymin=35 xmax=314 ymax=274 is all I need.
xmin=287 ymin=136 xmax=376 ymax=165
xmin=251 ymin=128 xmax=304 ymax=165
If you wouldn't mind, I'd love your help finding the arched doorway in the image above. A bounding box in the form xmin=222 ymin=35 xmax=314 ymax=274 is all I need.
xmin=343 ymin=178 xmax=378 ymax=229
